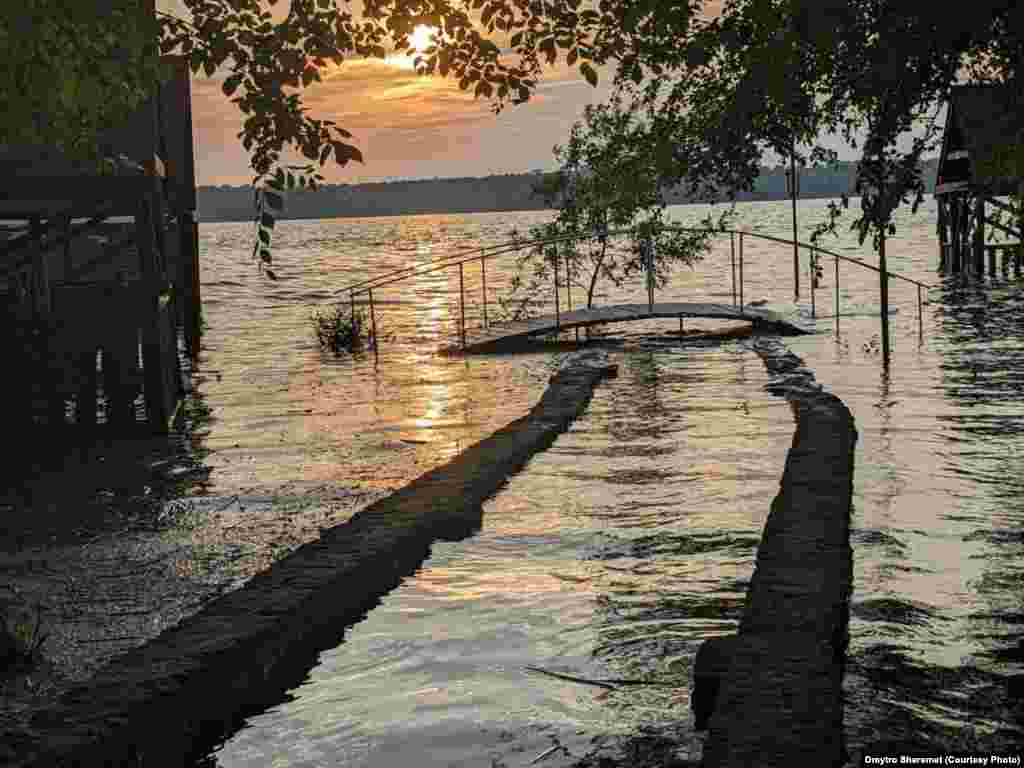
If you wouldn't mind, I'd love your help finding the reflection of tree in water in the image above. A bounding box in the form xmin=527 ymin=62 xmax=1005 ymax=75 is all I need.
xmin=847 ymin=641 xmax=1023 ymax=755
xmin=603 ymin=349 xmax=669 ymax=443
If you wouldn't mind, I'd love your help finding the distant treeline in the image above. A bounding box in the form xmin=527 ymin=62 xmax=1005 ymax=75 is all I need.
xmin=197 ymin=158 xmax=939 ymax=222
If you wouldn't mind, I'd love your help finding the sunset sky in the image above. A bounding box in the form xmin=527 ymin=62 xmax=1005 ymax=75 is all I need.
xmin=158 ymin=1 xmax=936 ymax=188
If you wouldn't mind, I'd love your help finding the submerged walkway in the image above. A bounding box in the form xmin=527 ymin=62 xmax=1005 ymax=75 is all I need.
xmin=6 ymin=351 xmax=619 ymax=767
xmin=447 ymin=302 xmax=811 ymax=352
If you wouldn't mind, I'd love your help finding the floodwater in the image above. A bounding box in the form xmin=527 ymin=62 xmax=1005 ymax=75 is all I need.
xmin=4 ymin=198 xmax=1021 ymax=764
xmin=205 ymin=198 xmax=1022 ymax=764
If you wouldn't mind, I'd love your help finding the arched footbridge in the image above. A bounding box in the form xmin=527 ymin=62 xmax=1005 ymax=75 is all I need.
xmin=334 ymin=225 xmax=934 ymax=354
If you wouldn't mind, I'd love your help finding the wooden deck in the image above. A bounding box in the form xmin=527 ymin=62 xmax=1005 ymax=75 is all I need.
xmin=446 ymin=302 xmax=812 ymax=352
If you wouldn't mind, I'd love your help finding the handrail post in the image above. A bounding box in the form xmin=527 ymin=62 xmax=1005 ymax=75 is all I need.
xmin=646 ymin=237 xmax=654 ymax=315
xmin=368 ymin=287 xmax=378 ymax=350
xmin=567 ymin=255 xmax=578 ymax=343
xmin=350 ymin=289 xmax=355 ymax=323
xmin=834 ymin=256 xmax=840 ymax=338
xmin=480 ymin=255 xmax=488 ymax=329
xmin=917 ymin=283 xmax=923 ymax=342
xmin=739 ymin=232 xmax=744 ymax=311
xmin=810 ymin=247 xmax=816 ymax=319
xmin=459 ymin=261 xmax=466 ymax=349
xmin=553 ymin=248 xmax=560 ymax=334
xmin=730 ymin=231 xmax=737 ymax=307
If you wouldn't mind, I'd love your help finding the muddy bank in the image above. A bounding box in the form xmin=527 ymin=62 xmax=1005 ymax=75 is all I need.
xmin=696 ymin=337 xmax=857 ymax=768
xmin=5 ymin=350 xmax=617 ymax=767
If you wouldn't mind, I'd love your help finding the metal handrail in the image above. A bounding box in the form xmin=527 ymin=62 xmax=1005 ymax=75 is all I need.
xmin=332 ymin=223 xmax=937 ymax=350
xmin=694 ymin=228 xmax=934 ymax=290
xmin=336 ymin=225 xmax=934 ymax=297
xmin=335 ymin=230 xmax=605 ymax=297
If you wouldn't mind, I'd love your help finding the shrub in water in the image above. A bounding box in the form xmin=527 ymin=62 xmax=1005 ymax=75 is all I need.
xmin=311 ymin=305 xmax=370 ymax=354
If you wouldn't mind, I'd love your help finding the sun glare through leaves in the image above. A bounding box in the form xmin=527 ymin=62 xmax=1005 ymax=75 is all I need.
xmin=386 ymin=24 xmax=438 ymax=70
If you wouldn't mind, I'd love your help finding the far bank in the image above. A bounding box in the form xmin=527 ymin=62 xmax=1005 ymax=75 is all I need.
xmin=197 ymin=160 xmax=940 ymax=222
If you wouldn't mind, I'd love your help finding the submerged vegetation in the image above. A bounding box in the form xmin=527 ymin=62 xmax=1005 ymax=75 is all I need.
xmin=311 ymin=305 xmax=372 ymax=355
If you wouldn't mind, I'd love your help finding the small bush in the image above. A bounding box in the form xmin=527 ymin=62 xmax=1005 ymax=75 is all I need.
xmin=311 ymin=304 xmax=371 ymax=355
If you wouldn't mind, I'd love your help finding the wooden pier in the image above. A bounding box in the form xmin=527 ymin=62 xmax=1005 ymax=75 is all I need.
xmin=444 ymin=302 xmax=811 ymax=353
xmin=0 ymin=56 xmax=200 ymax=433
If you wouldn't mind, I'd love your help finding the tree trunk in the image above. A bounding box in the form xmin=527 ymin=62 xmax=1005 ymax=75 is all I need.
xmin=587 ymin=239 xmax=609 ymax=309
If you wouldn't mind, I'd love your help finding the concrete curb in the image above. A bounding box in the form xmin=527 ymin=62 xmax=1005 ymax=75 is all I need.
xmin=695 ymin=337 xmax=857 ymax=768
xmin=8 ymin=351 xmax=618 ymax=767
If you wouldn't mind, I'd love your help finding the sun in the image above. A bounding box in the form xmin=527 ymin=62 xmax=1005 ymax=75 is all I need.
xmin=385 ymin=24 xmax=439 ymax=69
xmin=408 ymin=24 xmax=436 ymax=54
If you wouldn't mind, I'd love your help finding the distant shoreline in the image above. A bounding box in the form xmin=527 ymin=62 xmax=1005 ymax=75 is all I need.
xmin=197 ymin=160 xmax=939 ymax=224
xmin=196 ymin=191 xmax=884 ymax=224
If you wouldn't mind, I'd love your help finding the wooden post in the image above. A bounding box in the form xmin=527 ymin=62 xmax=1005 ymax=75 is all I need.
xmin=160 ymin=296 xmax=180 ymax=424
xmin=950 ymin=197 xmax=961 ymax=274
xmin=937 ymin=197 xmax=947 ymax=272
xmin=28 ymin=218 xmax=52 ymax=316
xmin=480 ymin=255 xmax=488 ymax=329
xmin=350 ymin=290 xmax=356 ymax=323
xmin=178 ymin=210 xmax=201 ymax=357
xmin=730 ymin=232 xmax=737 ymax=307
xmin=63 ymin=215 xmax=73 ymax=279
xmin=76 ymin=346 xmax=98 ymax=428
xmin=138 ymin=193 xmax=170 ymax=431
xmin=973 ymin=196 xmax=985 ymax=275
xmin=988 ymin=246 xmax=997 ymax=278
xmin=960 ymin=196 xmax=971 ymax=274
xmin=190 ymin=213 xmax=201 ymax=357
xmin=103 ymin=323 xmax=138 ymax=430
xmin=459 ymin=261 xmax=466 ymax=348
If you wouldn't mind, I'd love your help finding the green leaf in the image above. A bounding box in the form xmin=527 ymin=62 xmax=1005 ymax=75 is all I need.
xmin=510 ymin=31 xmax=524 ymax=48
xmin=259 ymin=228 xmax=272 ymax=245
xmin=580 ymin=61 xmax=598 ymax=87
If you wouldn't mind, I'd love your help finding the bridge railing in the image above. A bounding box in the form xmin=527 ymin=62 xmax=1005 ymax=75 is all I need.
xmin=334 ymin=225 xmax=935 ymax=351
